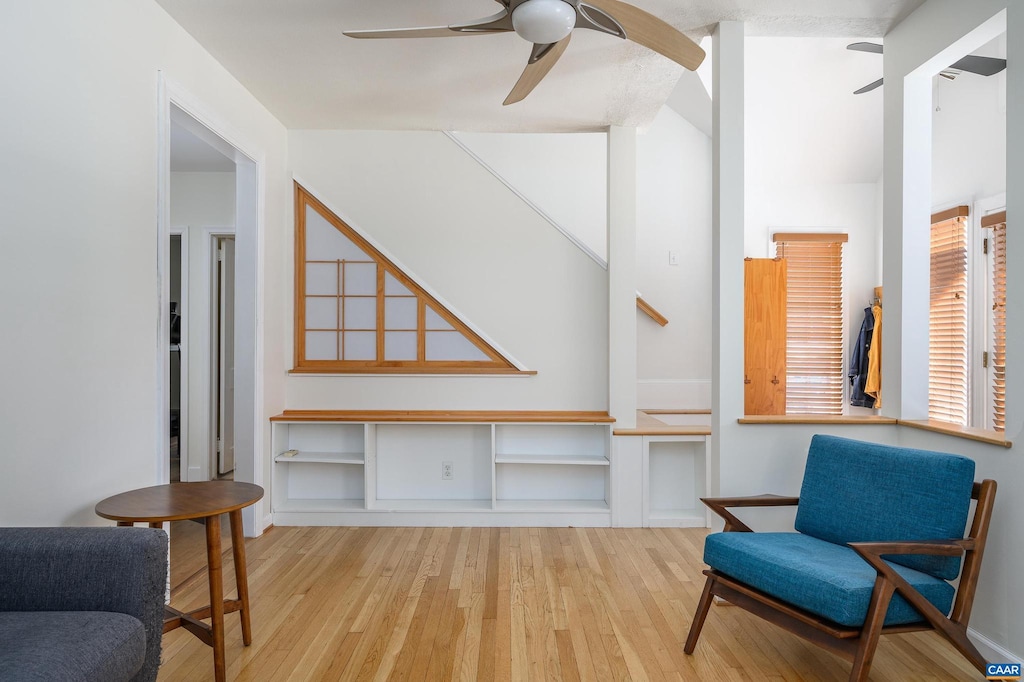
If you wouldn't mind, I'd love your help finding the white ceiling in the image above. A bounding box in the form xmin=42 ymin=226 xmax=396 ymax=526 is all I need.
xmin=154 ymin=0 xmax=924 ymax=133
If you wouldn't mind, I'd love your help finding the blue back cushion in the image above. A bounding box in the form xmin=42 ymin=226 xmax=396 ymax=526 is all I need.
xmin=794 ymin=435 xmax=975 ymax=580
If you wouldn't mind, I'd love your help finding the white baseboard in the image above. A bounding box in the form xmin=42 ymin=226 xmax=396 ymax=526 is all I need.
xmin=969 ymin=627 xmax=1021 ymax=665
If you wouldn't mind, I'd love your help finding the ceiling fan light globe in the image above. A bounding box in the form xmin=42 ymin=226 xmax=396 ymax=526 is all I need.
xmin=512 ymin=0 xmax=576 ymax=45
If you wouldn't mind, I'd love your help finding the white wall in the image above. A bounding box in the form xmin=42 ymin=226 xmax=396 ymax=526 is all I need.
xmin=287 ymin=130 xmax=608 ymax=411
xmin=453 ymin=132 xmax=607 ymax=262
xmin=170 ymin=171 xmax=235 ymax=228
xmin=0 ymin=1 xmax=288 ymax=526
xmin=931 ymin=40 xmax=1007 ymax=209
xmin=636 ymin=108 xmax=713 ymax=409
xmin=455 ymin=108 xmax=715 ymax=410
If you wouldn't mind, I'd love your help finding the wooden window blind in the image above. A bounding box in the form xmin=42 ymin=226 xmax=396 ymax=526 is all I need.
xmin=773 ymin=233 xmax=847 ymax=414
xmin=929 ymin=207 xmax=969 ymax=425
xmin=983 ymin=210 xmax=1007 ymax=432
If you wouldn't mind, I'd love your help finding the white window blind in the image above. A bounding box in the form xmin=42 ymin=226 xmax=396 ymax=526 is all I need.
xmin=929 ymin=208 xmax=969 ymax=425
xmin=774 ymin=233 xmax=847 ymax=415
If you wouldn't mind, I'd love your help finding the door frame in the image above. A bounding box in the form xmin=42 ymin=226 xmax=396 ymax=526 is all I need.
xmin=157 ymin=73 xmax=266 ymax=536
xmin=170 ymin=227 xmax=189 ymax=483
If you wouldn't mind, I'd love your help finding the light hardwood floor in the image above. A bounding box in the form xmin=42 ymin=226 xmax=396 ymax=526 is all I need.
xmin=158 ymin=526 xmax=981 ymax=681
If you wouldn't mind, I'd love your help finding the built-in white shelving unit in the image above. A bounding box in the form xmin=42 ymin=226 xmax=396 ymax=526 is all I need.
xmin=642 ymin=435 xmax=708 ymax=527
xmin=271 ymin=411 xmax=615 ymax=527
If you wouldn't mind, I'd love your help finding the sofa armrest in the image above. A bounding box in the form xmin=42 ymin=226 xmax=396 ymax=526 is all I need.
xmin=701 ymin=495 xmax=800 ymax=532
xmin=0 ymin=527 xmax=168 ymax=682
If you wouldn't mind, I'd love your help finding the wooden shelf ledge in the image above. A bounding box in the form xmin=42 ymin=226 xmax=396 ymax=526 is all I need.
xmin=898 ymin=420 xmax=1012 ymax=448
xmin=614 ymin=410 xmax=712 ymax=436
xmin=736 ymin=415 xmax=1011 ymax=448
xmin=271 ymin=410 xmax=614 ymax=423
xmin=738 ymin=415 xmax=897 ymax=425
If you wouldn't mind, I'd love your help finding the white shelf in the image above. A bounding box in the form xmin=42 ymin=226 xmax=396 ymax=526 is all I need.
xmin=275 ymin=498 xmax=365 ymax=513
xmin=275 ymin=451 xmax=365 ymax=464
xmin=494 ymin=499 xmax=609 ymax=512
xmin=495 ymin=453 xmax=609 ymax=466
xmin=272 ymin=418 xmax=615 ymax=527
xmin=375 ymin=498 xmax=492 ymax=512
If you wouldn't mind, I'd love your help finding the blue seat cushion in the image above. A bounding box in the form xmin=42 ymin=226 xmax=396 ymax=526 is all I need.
xmin=0 ymin=611 xmax=146 ymax=682
xmin=794 ymin=435 xmax=975 ymax=580
xmin=704 ymin=532 xmax=955 ymax=627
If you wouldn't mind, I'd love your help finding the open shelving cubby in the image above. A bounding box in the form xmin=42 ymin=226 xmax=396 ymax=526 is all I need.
xmin=269 ymin=411 xmax=615 ymax=526
xmin=644 ymin=437 xmax=707 ymax=527
xmin=493 ymin=424 xmax=610 ymax=513
xmin=272 ymin=422 xmax=367 ymax=513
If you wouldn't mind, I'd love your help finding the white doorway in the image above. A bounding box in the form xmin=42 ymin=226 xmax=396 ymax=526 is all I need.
xmin=159 ymin=75 xmax=264 ymax=535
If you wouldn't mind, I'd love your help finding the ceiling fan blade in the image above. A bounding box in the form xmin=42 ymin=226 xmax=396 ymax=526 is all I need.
xmin=847 ymin=42 xmax=884 ymax=54
xmin=503 ymin=35 xmax=572 ymax=106
xmin=949 ymin=54 xmax=1006 ymax=77
xmin=344 ymin=10 xmax=512 ymax=39
xmin=581 ymin=0 xmax=704 ymax=71
xmin=854 ymin=78 xmax=884 ymax=95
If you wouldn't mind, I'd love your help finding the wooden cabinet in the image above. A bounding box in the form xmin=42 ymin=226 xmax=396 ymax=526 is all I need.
xmin=744 ymin=258 xmax=787 ymax=415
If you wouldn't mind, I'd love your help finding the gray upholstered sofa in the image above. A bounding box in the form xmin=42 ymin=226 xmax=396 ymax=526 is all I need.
xmin=0 ymin=527 xmax=168 ymax=681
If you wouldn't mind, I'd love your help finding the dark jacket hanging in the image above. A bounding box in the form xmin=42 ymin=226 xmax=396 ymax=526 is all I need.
xmin=849 ymin=307 xmax=876 ymax=408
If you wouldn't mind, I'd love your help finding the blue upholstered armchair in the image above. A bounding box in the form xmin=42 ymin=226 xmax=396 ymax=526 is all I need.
xmin=0 ymin=527 xmax=168 ymax=681
xmin=685 ymin=435 xmax=997 ymax=682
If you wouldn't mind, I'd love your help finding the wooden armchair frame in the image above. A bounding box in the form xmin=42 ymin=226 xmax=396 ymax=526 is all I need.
xmin=684 ymin=481 xmax=997 ymax=681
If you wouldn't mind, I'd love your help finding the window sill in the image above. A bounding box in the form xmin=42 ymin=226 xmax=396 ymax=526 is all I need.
xmin=288 ymin=367 xmax=537 ymax=376
xmin=736 ymin=415 xmax=1012 ymax=448
xmin=898 ymin=420 xmax=1012 ymax=448
xmin=737 ymin=415 xmax=898 ymax=425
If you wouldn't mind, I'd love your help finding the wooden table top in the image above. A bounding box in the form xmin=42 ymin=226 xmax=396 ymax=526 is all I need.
xmin=95 ymin=481 xmax=264 ymax=523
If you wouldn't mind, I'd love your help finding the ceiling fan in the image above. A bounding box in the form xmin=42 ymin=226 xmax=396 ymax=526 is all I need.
xmin=848 ymin=42 xmax=1007 ymax=94
xmin=344 ymin=0 xmax=705 ymax=106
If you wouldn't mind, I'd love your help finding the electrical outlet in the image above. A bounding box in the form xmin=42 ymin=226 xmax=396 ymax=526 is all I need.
xmin=669 ymin=251 xmax=680 ymax=266
xmin=442 ymin=461 xmax=454 ymax=480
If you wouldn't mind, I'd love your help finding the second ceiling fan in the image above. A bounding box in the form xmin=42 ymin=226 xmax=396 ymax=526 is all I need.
xmin=849 ymin=41 xmax=1007 ymax=94
xmin=344 ymin=0 xmax=705 ymax=105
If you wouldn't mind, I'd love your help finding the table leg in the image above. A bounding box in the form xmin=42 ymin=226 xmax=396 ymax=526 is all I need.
xmin=116 ymin=521 xmax=134 ymax=527
xmin=205 ymin=514 xmax=226 ymax=682
xmin=228 ymin=509 xmax=254 ymax=646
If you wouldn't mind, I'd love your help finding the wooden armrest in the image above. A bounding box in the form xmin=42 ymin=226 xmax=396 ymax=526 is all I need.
xmin=849 ymin=538 xmax=974 ymax=559
xmin=700 ymin=495 xmax=800 ymax=533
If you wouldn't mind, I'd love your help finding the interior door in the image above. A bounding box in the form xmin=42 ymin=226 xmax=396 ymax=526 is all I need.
xmin=217 ymin=237 xmax=235 ymax=475
xmin=744 ymin=257 xmax=787 ymax=415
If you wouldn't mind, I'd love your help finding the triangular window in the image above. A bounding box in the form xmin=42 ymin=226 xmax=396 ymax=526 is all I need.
xmin=293 ymin=183 xmax=521 ymax=373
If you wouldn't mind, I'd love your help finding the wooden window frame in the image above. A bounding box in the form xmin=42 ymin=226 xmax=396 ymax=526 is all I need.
xmin=773 ymin=232 xmax=848 ymax=415
xmin=982 ymin=210 xmax=1007 ymax=432
xmin=293 ymin=183 xmax=526 ymax=374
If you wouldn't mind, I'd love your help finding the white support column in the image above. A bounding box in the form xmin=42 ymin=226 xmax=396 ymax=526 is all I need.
xmin=608 ymin=126 xmax=638 ymax=428
xmin=1002 ymin=4 xmax=1022 ymax=440
xmin=888 ymin=71 xmax=933 ymax=420
xmin=710 ymin=21 xmax=745 ymax=498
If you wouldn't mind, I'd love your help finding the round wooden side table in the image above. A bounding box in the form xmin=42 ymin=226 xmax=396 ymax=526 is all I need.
xmin=96 ymin=481 xmax=264 ymax=682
